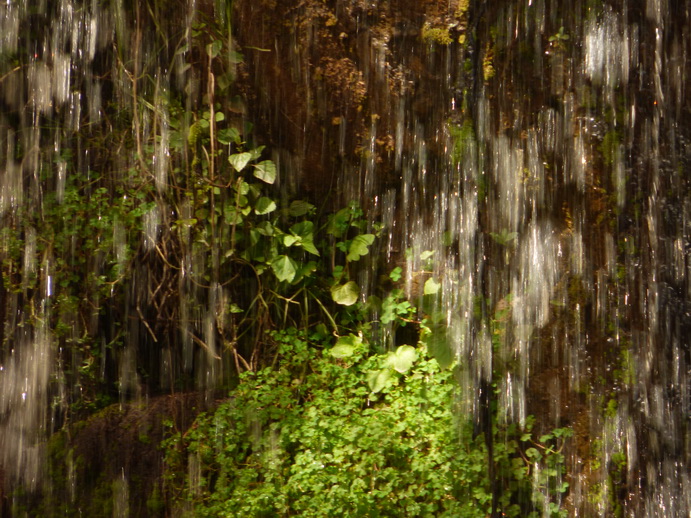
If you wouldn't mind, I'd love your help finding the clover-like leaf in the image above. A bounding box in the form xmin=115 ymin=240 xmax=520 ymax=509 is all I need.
xmin=331 ymin=281 xmax=359 ymax=306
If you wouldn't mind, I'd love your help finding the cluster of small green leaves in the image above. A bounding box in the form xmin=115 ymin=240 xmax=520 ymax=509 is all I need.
xmin=0 ymin=156 xmax=154 ymax=408
xmin=328 ymin=202 xmax=380 ymax=306
xmin=518 ymin=421 xmax=573 ymax=517
xmin=163 ymin=325 xmax=573 ymax=517
xmin=164 ymin=328 xmax=494 ymax=517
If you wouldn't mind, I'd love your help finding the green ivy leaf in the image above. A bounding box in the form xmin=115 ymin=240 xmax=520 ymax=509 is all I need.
xmin=217 ymin=128 xmax=240 ymax=145
xmin=283 ymin=235 xmax=300 ymax=247
xmin=228 ymin=50 xmax=244 ymax=64
xmin=299 ymin=238 xmax=320 ymax=256
xmin=229 ymin=152 xmax=252 ymax=172
xmin=525 ymin=447 xmax=541 ymax=461
xmin=288 ymin=200 xmax=315 ymax=217
xmin=346 ymin=234 xmax=375 ymax=262
xmin=330 ymin=342 xmax=355 ymax=359
xmin=271 ymin=255 xmax=298 ymax=282
xmin=236 ymin=181 xmax=250 ymax=195
xmin=490 ymin=229 xmax=518 ymax=246
xmin=423 ymin=277 xmax=441 ymax=295
xmin=329 ymin=335 xmax=362 ymax=359
xmin=248 ymin=146 xmax=265 ymax=160
xmin=292 ymin=260 xmax=317 ymax=284
xmin=288 ymin=221 xmax=319 ymax=256
xmin=206 ymin=39 xmax=222 ymax=58
xmin=331 ymin=281 xmax=359 ymax=306
xmin=255 ymin=221 xmax=275 ymax=236
xmin=384 ymin=345 xmax=417 ymax=374
xmin=224 ymin=207 xmax=244 ymax=225
xmin=254 ymin=197 xmax=277 ymax=215
xmin=253 ymin=160 xmax=276 ymax=184
xmin=326 ymin=207 xmax=351 ymax=238
xmin=423 ymin=326 xmax=453 ymax=369
xmin=228 ymin=303 xmax=243 ymax=313
xmin=289 ymin=221 xmax=313 ymax=238
xmin=367 ymin=369 xmax=392 ymax=394
xmin=420 ymin=250 xmax=435 ymax=261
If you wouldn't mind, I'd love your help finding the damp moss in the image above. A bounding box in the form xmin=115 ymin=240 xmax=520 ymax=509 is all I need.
xmin=448 ymin=118 xmax=476 ymax=165
xmin=599 ymin=130 xmax=622 ymax=167
xmin=483 ymin=54 xmax=496 ymax=80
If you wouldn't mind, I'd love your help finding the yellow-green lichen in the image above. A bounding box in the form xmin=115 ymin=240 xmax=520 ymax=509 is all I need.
xmin=421 ymin=23 xmax=452 ymax=45
xmin=456 ymin=0 xmax=470 ymax=17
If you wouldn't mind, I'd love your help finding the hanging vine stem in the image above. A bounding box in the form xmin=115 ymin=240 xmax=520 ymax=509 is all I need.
xmin=226 ymin=339 xmax=251 ymax=373
xmin=183 ymin=327 xmax=221 ymax=360
xmin=132 ymin=1 xmax=147 ymax=174
xmin=309 ymin=291 xmax=339 ymax=336
xmin=207 ymin=56 xmax=219 ymax=284
xmin=136 ymin=304 xmax=158 ymax=343
xmin=228 ymin=176 xmax=244 ymax=254
xmin=269 ymin=287 xmax=305 ymax=326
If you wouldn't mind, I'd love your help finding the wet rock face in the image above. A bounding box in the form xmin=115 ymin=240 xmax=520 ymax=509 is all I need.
xmin=27 ymin=393 xmax=215 ymax=518
xmin=232 ymin=0 xmax=470 ymax=199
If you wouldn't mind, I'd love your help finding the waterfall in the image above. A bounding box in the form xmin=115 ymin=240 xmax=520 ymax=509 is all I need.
xmin=1 ymin=0 xmax=689 ymax=516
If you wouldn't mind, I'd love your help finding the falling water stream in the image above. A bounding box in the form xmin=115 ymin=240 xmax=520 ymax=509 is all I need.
xmin=0 ymin=0 xmax=689 ymax=516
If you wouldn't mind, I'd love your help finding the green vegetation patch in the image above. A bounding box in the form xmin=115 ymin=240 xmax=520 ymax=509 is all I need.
xmin=164 ymin=329 xmax=491 ymax=517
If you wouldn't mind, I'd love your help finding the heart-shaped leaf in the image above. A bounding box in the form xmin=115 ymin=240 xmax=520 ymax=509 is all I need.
xmin=384 ymin=345 xmax=417 ymax=374
xmin=206 ymin=40 xmax=222 ymax=58
xmin=423 ymin=277 xmax=441 ymax=295
xmin=329 ymin=334 xmax=362 ymax=359
xmin=423 ymin=326 xmax=453 ymax=369
xmin=289 ymin=221 xmax=314 ymax=238
xmin=229 ymin=152 xmax=252 ymax=172
xmin=346 ymin=234 xmax=375 ymax=262
xmin=283 ymin=234 xmax=300 ymax=247
xmin=253 ymin=160 xmax=276 ymax=184
xmin=331 ymin=281 xmax=359 ymax=306
xmin=288 ymin=200 xmax=315 ymax=217
xmin=271 ymin=255 xmax=298 ymax=282
xmin=367 ymin=369 xmax=392 ymax=394
xmin=254 ymin=196 xmax=276 ymax=215
xmin=299 ymin=238 xmax=320 ymax=256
